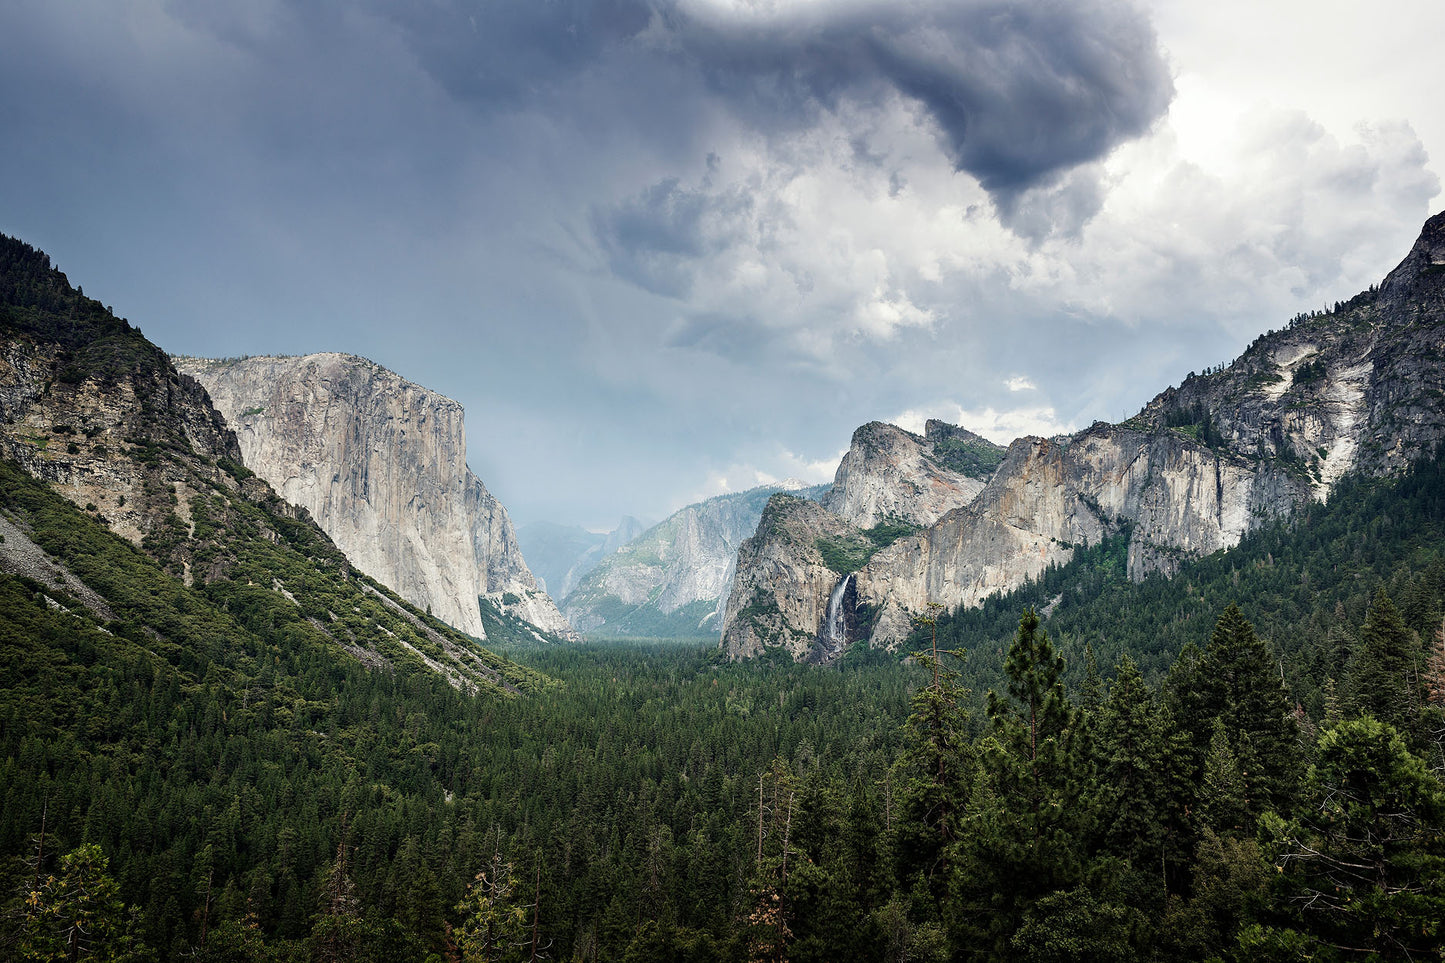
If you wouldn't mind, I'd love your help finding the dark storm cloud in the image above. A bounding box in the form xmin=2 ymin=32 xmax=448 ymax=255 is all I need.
xmin=368 ymin=0 xmax=1173 ymax=203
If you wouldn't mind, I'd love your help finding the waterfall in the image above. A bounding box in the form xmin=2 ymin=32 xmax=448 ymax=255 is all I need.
xmin=823 ymin=573 xmax=852 ymax=655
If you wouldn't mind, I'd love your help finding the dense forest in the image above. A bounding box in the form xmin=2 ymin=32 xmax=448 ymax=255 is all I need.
xmin=4 ymin=448 xmax=1445 ymax=960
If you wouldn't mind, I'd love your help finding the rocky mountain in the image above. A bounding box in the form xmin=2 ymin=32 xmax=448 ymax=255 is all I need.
xmin=821 ymin=419 xmax=1003 ymax=528
xmin=176 ymin=353 xmax=576 ymax=641
xmin=722 ymin=210 xmax=1445 ymax=661
xmin=719 ymin=494 xmax=872 ymax=662
xmin=562 ymin=481 xmax=825 ymax=638
xmin=517 ymin=516 xmax=646 ymax=599
xmin=0 ymin=233 xmax=545 ymax=692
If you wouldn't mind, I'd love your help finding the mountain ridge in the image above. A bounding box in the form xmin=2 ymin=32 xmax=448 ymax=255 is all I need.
xmin=0 ymin=232 xmax=546 ymax=690
xmin=721 ymin=210 xmax=1445 ymax=660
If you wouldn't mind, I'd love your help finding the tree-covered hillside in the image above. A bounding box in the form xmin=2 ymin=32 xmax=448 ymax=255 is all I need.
xmin=908 ymin=450 xmax=1445 ymax=716
xmin=2 ymin=230 xmax=1442 ymax=961
xmin=4 ymin=454 xmax=1443 ymax=961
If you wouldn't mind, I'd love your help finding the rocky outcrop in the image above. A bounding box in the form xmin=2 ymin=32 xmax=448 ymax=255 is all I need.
xmin=0 ymin=233 xmax=543 ymax=692
xmin=177 ymin=353 xmax=575 ymax=640
xmin=855 ymin=427 xmax=1310 ymax=647
xmin=722 ymin=210 xmax=1445 ymax=659
xmin=821 ymin=420 xmax=1003 ymax=528
xmin=0 ymin=278 xmax=243 ymax=563
xmin=564 ymin=482 xmax=824 ymax=637
xmin=719 ymin=494 xmax=871 ymax=662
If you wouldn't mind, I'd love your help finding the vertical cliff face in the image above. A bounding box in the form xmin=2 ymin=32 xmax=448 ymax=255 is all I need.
xmin=722 ymin=211 xmax=1445 ymax=660
xmin=177 ymin=354 xmax=576 ymax=640
xmin=855 ymin=426 xmax=1313 ymax=647
xmin=821 ymin=420 xmax=1003 ymax=528
xmin=720 ymin=493 xmax=870 ymax=662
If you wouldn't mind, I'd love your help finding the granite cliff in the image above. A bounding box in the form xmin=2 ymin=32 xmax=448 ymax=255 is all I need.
xmin=0 ymin=234 xmax=543 ymax=692
xmin=722 ymin=210 xmax=1445 ymax=660
xmin=820 ymin=420 xmax=1003 ymax=528
xmin=176 ymin=353 xmax=575 ymax=641
xmin=563 ymin=481 xmax=825 ymax=637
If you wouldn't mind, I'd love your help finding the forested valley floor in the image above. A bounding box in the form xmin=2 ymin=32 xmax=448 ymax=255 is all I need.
xmin=5 ymin=454 xmax=1445 ymax=962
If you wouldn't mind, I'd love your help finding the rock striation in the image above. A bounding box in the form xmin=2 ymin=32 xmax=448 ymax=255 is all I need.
xmin=722 ymin=210 xmax=1445 ymax=659
xmin=177 ymin=353 xmax=575 ymax=640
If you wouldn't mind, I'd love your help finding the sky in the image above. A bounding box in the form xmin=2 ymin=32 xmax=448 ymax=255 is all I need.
xmin=1 ymin=0 xmax=1441 ymax=531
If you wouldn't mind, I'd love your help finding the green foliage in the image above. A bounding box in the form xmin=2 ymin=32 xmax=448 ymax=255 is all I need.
xmin=814 ymin=520 xmax=925 ymax=576
xmin=1258 ymin=717 xmax=1445 ymax=960
xmin=1345 ymin=589 xmax=1421 ymax=731
xmin=862 ymin=519 xmax=923 ymax=550
xmin=454 ymin=853 xmax=528 ymax=963
xmin=12 ymin=843 xmax=154 ymax=962
xmin=930 ymin=437 xmax=1005 ymax=478
xmin=814 ymin=533 xmax=876 ymax=574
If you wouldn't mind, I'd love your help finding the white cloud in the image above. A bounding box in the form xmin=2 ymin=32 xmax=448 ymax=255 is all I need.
xmin=891 ymin=404 xmax=1073 ymax=445
xmin=1005 ymin=376 xmax=1035 ymax=392
xmin=674 ymin=446 xmax=844 ymax=510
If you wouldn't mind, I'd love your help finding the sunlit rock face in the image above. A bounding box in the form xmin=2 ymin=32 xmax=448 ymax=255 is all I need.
xmin=723 ymin=211 xmax=1445 ymax=659
xmin=178 ymin=353 xmax=575 ymax=640
xmin=821 ymin=420 xmax=1002 ymax=529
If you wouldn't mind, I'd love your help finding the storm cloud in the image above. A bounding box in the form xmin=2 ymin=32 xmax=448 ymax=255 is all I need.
xmin=0 ymin=0 xmax=1438 ymax=528
xmin=365 ymin=0 xmax=1173 ymax=207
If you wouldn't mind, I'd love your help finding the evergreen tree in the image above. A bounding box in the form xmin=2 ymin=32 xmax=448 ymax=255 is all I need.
xmin=1346 ymin=590 xmax=1420 ymax=732
xmin=1089 ymin=656 xmax=1168 ymax=875
xmin=454 ymin=852 xmax=527 ymax=963
xmin=951 ymin=610 xmax=1085 ymax=960
xmin=889 ymin=621 xmax=971 ymax=907
xmin=1175 ymin=604 xmax=1300 ymax=815
xmin=1256 ymin=717 xmax=1445 ymax=960
xmin=13 ymin=843 xmax=153 ymax=963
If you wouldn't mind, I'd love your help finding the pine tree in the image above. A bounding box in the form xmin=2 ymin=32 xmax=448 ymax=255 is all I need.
xmin=890 ymin=614 xmax=971 ymax=904
xmin=1257 ymin=717 xmax=1445 ymax=960
xmin=1090 ymin=656 xmax=1168 ymax=872
xmin=951 ymin=610 xmax=1085 ymax=959
xmin=1178 ymin=604 xmax=1300 ymax=815
xmin=1347 ymin=589 xmax=1421 ymax=732
xmin=455 ymin=852 xmax=527 ymax=963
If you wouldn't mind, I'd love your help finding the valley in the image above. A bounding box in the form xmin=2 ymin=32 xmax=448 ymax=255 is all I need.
xmin=2 ymin=214 xmax=1444 ymax=961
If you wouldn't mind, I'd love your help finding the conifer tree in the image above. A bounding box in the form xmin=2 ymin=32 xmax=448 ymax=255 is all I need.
xmin=1090 ymin=656 xmax=1166 ymax=867
xmin=455 ymin=852 xmax=527 ymax=963
xmin=1346 ymin=589 xmax=1420 ymax=732
xmin=1177 ymin=604 xmax=1300 ymax=815
xmin=1256 ymin=717 xmax=1445 ymax=960
xmin=951 ymin=609 xmax=1085 ymax=960
xmin=890 ymin=609 xmax=971 ymax=904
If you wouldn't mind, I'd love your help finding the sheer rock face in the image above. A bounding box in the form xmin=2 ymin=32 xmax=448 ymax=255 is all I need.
xmin=564 ymin=483 xmax=815 ymax=637
xmin=719 ymin=494 xmax=865 ymax=662
xmin=722 ymin=211 xmax=1445 ymax=659
xmin=177 ymin=353 xmax=575 ymax=640
xmin=820 ymin=420 xmax=1002 ymax=528
xmin=856 ymin=427 xmax=1310 ymax=648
